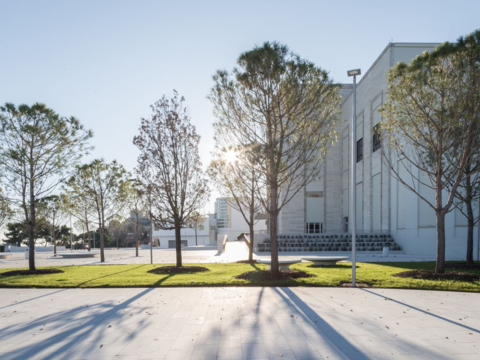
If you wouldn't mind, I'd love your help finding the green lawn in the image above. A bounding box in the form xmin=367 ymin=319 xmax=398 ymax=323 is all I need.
xmin=0 ymin=262 xmax=479 ymax=292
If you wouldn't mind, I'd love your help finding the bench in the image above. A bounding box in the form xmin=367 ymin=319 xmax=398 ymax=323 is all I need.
xmin=301 ymin=256 xmax=349 ymax=266
xmin=0 ymin=253 xmax=13 ymax=259
xmin=257 ymin=259 xmax=302 ymax=270
xmin=56 ymin=252 xmax=100 ymax=259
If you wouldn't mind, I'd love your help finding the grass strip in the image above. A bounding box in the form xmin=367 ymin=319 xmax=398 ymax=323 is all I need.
xmin=0 ymin=261 xmax=479 ymax=292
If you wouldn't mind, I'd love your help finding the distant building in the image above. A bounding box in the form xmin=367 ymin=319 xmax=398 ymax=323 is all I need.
xmin=215 ymin=197 xmax=230 ymax=228
xmin=213 ymin=197 xmax=267 ymax=242
xmin=152 ymin=216 xmax=212 ymax=249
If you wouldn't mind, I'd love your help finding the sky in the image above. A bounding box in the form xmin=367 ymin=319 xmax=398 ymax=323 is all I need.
xmin=1 ymin=0 xmax=479 ymax=213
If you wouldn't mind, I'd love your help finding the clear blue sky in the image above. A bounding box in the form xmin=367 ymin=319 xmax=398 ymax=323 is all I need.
xmin=1 ymin=0 xmax=479 ymax=212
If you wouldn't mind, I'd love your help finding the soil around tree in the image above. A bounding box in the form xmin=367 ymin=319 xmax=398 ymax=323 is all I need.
xmin=235 ymin=269 xmax=316 ymax=281
xmin=235 ymin=260 xmax=257 ymax=264
xmin=446 ymin=262 xmax=480 ymax=270
xmin=147 ymin=266 xmax=209 ymax=274
xmin=1 ymin=269 xmax=64 ymax=276
xmin=393 ymin=270 xmax=480 ymax=282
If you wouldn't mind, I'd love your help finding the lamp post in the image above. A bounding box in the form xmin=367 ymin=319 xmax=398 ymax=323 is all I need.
xmin=347 ymin=68 xmax=361 ymax=288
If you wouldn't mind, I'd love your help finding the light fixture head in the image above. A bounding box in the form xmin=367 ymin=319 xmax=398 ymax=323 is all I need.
xmin=347 ymin=69 xmax=361 ymax=77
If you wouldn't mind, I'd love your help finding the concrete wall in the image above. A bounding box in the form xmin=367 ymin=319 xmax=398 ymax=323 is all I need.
xmin=153 ymin=218 xmax=211 ymax=249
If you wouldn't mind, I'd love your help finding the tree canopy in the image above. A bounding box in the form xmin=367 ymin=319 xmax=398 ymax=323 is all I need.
xmin=209 ymin=42 xmax=340 ymax=272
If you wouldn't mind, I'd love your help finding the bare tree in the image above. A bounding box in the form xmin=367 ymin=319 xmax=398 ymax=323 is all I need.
xmin=208 ymin=146 xmax=265 ymax=261
xmin=186 ymin=210 xmax=208 ymax=246
xmin=134 ymin=91 xmax=210 ymax=268
xmin=127 ymin=180 xmax=147 ymax=257
xmin=0 ymin=187 xmax=14 ymax=230
xmin=209 ymin=42 xmax=340 ymax=272
xmin=380 ymin=32 xmax=480 ymax=273
xmin=39 ymin=195 xmax=69 ymax=254
xmin=108 ymin=219 xmax=125 ymax=249
xmin=64 ymin=170 xmax=97 ymax=251
xmin=68 ymin=160 xmax=130 ymax=262
xmin=451 ymin=163 xmax=480 ymax=265
xmin=0 ymin=103 xmax=92 ymax=270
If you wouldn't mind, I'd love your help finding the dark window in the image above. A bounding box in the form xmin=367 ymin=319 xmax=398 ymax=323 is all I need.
xmin=356 ymin=138 xmax=363 ymax=162
xmin=373 ymin=124 xmax=381 ymax=152
xmin=306 ymin=222 xmax=321 ymax=234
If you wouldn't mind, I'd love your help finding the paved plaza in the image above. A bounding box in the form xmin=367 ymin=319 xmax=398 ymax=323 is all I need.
xmin=0 ymin=287 xmax=479 ymax=360
xmin=0 ymin=241 xmax=461 ymax=270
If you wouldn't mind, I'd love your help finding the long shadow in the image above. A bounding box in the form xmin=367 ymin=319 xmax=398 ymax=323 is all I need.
xmin=273 ymin=287 xmax=370 ymax=359
xmin=241 ymin=288 xmax=265 ymax=360
xmin=361 ymin=288 xmax=480 ymax=333
xmin=152 ymin=273 xmax=175 ymax=286
xmin=76 ymin=264 xmax=147 ymax=287
xmin=306 ymin=264 xmax=360 ymax=269
xmin=0 ymin=288 xmax=155 ymax=360
xmin=0 ymin=289 xmax=68 ymax=311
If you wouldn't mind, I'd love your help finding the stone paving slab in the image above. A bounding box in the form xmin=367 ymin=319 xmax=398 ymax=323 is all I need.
xmin=0 ymin=287 xmax=479 ymax=359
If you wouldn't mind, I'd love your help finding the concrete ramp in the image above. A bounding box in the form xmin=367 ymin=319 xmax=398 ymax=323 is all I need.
xmin=220 ymin=240 xmax=252 ymax=262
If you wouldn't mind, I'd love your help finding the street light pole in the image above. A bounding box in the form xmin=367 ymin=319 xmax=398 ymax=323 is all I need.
xmin=347 ymin=68 xmax=361 ymax=288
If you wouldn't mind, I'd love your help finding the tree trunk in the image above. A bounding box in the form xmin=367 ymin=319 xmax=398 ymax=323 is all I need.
xmin=175 ymin=221 xmax=183 ymax=268
xmin=52 ymin=224 xmax=57 ymax=255
xmin=86 ymin=222 xmax=91 ymax=252
xmin=98 ymin=213 xmax=104 ymax=262
xmin=195 ymin=226 xmax=198 ymax=246
xmin=435 ymin=211 xmax=446 ymax=274
xmin=28 ymin=182 xmax=36 ymax=271
xmin=135 ymin=213 xmax=139 ymax=257
xmin=99 ymin=227 xmax=105 ymax=262
xmin=270 ymin=185 xmax=279 ymax=273
xmin=466 ymin=197 xmax=474 ymax=266
xmin=248 ymin=222 xmax=254 ymax=262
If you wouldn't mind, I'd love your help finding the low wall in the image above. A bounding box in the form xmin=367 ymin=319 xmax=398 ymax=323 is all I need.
xmin=6 ymin=245 xmax=67 ymax=252
xmin=6 ymin=246 xmax=26 ymax=252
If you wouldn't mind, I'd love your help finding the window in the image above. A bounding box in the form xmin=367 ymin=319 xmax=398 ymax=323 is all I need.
xmin=373 ymin=124 xmax=381 ymax=152
xmin=306 ymin=222 xmax=321 ymax=234
xmin=356 ymin=138 xmax=363 ymax=162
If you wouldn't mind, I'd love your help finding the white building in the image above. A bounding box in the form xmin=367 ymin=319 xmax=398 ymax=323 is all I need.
xmin=278 ymin=42 xmax=480 ymax=260
xmin=152 ymin=216 xmax=212 ymax=249
xmin=214 ymin=197 xmax=267 ymax=242
xmin=152 ymin=197 xmax=268 ymax=248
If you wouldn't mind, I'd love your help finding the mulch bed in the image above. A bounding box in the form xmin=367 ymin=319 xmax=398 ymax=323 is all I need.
xmin=393 ymin=270 xmax=480 ymax=282
xmin=235 ymin=260 xmax=257 ymax=264
xmin=447 ymin=262 xmax=480 ymax=270
xmin=147 ymin=266 xmax=209 ymax=274
xmin=1 ymin=269 xmax=64 ymax=276
xmin=235 ymin=270 xmax=316 ymax=281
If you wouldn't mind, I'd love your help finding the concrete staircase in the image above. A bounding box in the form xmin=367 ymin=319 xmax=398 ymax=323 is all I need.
xmin=257 ymin=233 xmax=400 ymax=252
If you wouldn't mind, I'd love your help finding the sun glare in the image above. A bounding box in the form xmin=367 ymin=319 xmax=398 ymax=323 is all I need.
xmin=223 ymin=149 xmax=239 ymax=165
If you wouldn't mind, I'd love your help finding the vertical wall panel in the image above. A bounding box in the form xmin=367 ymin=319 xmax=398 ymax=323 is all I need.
xmin=356 ymin=182 xmax=363 ymax=231
xmin=372 ymin=174 xmax=381 ymax=232
xmin=397 ymin=161 xmax=407 ymax=229
xmin=418 ymin=171 xmax=436 ymax=228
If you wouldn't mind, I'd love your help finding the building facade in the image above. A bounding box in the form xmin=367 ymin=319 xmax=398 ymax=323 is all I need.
xmin=278 ymin=42 xmax=480 ymax=260
xmin=213 ymin=197 xmax=267 ymax=242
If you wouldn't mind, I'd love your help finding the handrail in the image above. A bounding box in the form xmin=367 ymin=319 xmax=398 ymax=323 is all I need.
xmin=243 ymin=233 xmax=251 ymax=246
xmin=222 ymin=234 xmax=228 ymax=251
